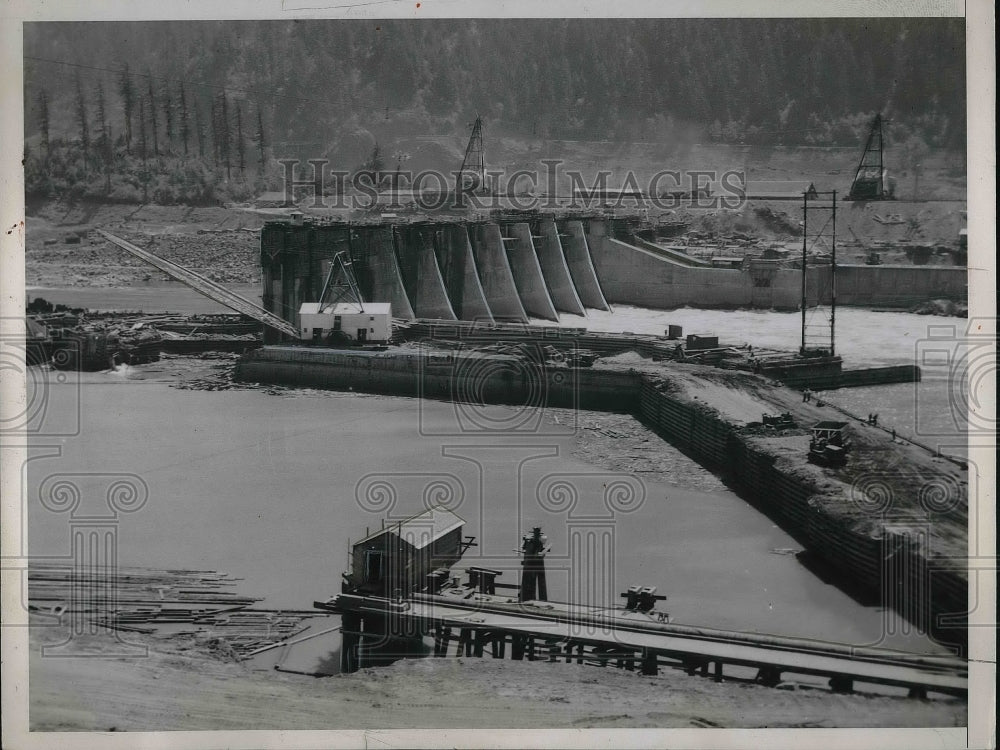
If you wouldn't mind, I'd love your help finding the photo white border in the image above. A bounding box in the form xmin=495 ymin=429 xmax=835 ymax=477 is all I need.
xmin=1 ymin=1 xmax=994 ymax=748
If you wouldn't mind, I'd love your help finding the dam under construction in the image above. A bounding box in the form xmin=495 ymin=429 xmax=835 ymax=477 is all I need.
xmin=258 ymin=212 xmax=967 ymax=338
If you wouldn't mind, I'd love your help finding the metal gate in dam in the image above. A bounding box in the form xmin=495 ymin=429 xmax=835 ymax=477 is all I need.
xmin=260 ymin=215 xmax=968 ymax=339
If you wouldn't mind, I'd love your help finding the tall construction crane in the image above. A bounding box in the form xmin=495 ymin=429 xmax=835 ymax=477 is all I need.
xmin=847 ymin=114 xmax=893 ymax=201
xmin=455 ymin=115 xmax=488 ymax=195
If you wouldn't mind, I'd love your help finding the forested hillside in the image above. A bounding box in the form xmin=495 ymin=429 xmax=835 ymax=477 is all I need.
xmin=23 ymin=18 xmax=966 ymax=204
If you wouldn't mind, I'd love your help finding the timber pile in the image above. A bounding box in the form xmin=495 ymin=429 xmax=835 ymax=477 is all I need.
xmin=28 ymin=563 xmax=326 ymax=659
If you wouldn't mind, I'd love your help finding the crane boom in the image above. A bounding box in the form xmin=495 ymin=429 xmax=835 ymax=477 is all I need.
xmin=95 ymin=230 xmax=301 ymax=338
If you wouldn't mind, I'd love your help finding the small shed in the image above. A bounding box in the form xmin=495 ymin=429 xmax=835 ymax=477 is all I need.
xmin=686 ymin=334 xmax=719 ymax=350
xmin=347 ymin=506 xmax=466 ymax=596
xmin=299 ymin=301 xmax=392 ymax=343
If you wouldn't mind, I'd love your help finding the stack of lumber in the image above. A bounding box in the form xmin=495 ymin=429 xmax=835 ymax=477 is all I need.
xmin=28 ymin=563 xmax=327 ymax=659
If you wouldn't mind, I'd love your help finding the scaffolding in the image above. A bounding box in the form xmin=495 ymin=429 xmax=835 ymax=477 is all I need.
xmin=800 ymin=190 xmax=837 ymax=356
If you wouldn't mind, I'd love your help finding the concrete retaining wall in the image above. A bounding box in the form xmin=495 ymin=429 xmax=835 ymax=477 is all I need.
xmin=815 ymin=265 xmax=968 ymax=307
xmin=504 ymin=223 xmax=559 ymax=321
xmin=238 ymin=346 xmax=639 ymax=412
xmin=635 ymin=380 xmax=966 ymax=653
xmin=469 ymin=224 xmax=529 ymax=323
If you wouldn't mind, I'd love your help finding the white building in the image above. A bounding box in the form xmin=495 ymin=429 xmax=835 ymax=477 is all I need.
xmin=298 ymin=302 xmax=392 ymax=344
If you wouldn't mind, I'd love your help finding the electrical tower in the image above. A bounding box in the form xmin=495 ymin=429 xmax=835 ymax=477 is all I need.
xmin=847 ymin=114 xmax=891 ymax=201
xmin=800 ymin=190 xmax=837 ymax=357
xmin=456 ymin=115 xmax=488 ymax=195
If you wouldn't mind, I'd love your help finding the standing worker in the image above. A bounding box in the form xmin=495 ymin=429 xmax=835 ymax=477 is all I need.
xmin=519 ymin=527 xmax=550 ymax=602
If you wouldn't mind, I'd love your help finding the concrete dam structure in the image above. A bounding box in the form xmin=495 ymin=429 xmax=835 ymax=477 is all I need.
xmin=259 ymin=216 xmax=967 ymax=338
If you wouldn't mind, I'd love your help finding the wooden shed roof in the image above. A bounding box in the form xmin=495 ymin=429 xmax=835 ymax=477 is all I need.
xmin=355 ymin=506 xmax=464 ymax=550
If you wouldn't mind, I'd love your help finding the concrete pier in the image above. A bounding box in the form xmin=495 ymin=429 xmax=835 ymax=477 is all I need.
xmin=435 ymin=225 xmax=493 ymax=322
xmin=355 ymin=225 xmax=415 ymax=319
xmin=560 ymin=220 xmax=610 ymax=311
xmin=469 ymin=223 xmax=529 ymax=323
xmin=396 ymin=227 xmax=456 ymax=320
xmin=534 ymin=219 xmax=586 ymax=316
xmin=504 ymin=222 xmax=559 ymax=322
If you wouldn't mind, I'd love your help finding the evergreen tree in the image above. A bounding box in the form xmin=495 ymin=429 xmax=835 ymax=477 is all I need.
xmin=179 ymin=82 xmax=190 ymax=156
xmin=94 ymin=82 xmax=112 ymax=192
xmin=254 ymin=103 xmax=267 ymax=171
xmin=35 ymin=89 xmax=50 ymax=156
xmin=194 ymin=97 xmax=206 ymax=158
xmin=146 ymin=72 xmax=159 ymax=156
xmin=235 ymin=101 xmax=246 ymax=175
xmin=162 ymin=86 xmax=174 ymax=148
xmin=137 ymin=94 xmax=148 ymax=162
xmin=118 ymin=64 xmax=135 ymax=154
xmin=74 ymin=72 xmax=90 ymax=160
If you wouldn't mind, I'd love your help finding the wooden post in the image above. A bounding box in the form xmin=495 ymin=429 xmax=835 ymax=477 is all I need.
xmin=756 ymin=666 xmax=782 ymax=687
xmin=434 ymin=625 xmax=451 ymax=656
xmin=641 ymin=649 xmax=658 ymax=676
xmin=473 ymin=629 xmax=485 ymax=657
xmin=714 ymin=661 xmax=723 ymax=682
xmin=512 ymin=634 xmax=524 ymax=661
xmin=829 ymin=676 xmax=854 ymax=694
xmin=547 ymin=640 xmax=559 ymax=662
xmin=340 ymin=613 xmax=360 ymax=674
xmin=456 ymin=628 xmax=471 ymax=657
xmin=576 ymin=643 xmax=585 ymax=665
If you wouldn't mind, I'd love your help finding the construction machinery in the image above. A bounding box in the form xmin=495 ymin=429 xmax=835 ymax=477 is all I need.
xmin=808 ymin=420 xmax=852 ymax=467
xmin=455 ymin=115 xmax=489 ymax=196
xmin=847 ymin=114 xmax=894 ymax=201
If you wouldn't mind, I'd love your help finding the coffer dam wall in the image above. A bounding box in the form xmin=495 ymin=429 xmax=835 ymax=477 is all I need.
xmin=235 ymin=345 xmax=967 ymax=654
xmin=259 ymin=218 xmax=967 ymax=340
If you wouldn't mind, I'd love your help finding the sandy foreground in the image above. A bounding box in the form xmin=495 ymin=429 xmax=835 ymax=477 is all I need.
xmin=28 ymin=617 xmax=964 ymax=731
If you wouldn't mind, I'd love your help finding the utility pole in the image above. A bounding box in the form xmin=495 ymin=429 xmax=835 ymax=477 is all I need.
xmin=801 ymin=190 xmax=838 ymax=357
xmin=801 ymin=191 xmax=808 ymax=355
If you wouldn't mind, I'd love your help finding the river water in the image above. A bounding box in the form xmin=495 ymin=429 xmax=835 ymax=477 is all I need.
xmin=29 ymin=285 xmax=970 ymax=456
xmin=23 ymin=287 xmax=967 ymax=656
